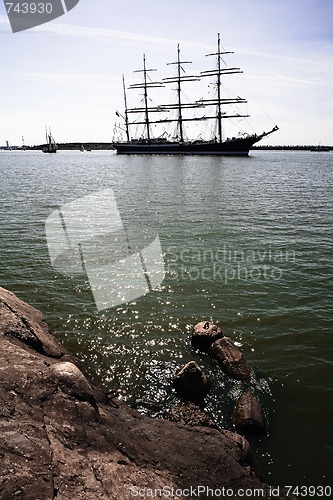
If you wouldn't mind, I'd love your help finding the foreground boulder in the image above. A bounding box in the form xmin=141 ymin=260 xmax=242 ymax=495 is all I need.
xmin=192 ymin=321 xmax=224 ymax=352
xmin=211 ymin=337 xmax=252 ymax=381
xmin=0 ymin=286 xmax=65 ymax=358
xmin=172 ymin=361 xmax=211 ymax=404
xmin=49 ymin=361 xmax=99 ymax=412
xmin=0 ymin=286 xmax=291 ymax=499
xmin=167 ymin=406 xmax=258 ymax=474
xmin=234 ymin=388 xmax=267 ymax=436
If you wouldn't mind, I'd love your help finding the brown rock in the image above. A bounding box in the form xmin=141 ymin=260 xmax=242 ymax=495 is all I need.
xmin=222 ymin=429 xmax=261 ymax=477
xmin=222 ymin=430 xmax=251 ymax=460
xmin=192 ymin=321 xmax=224 ymax=352
xmin=0 ymin=286 xmax=65 ymax=357
xmin=172 ymin=361 xmax=211 ymax=404
xmin=234 ymin=388 xmax=267 ymax=436
xmin=50 ymin=361 xmax=99 ymax=412
xmin=210 ymin=337 xmax=252 ymax=381
xmin=167 ymin=402 xmax=217 ymax=428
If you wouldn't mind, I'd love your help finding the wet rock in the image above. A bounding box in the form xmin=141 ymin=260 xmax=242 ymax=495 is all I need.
xmin=222 ymin=430 xmax=251 ymax=460
xmin=50 ymin=361 xmax=98 ymax=412
xmin=172 ymin=361 xmax=211 ymax=404
xmin=167 ymin=402 xmax=218 ymax=429
xmin=234 ymin=388 xmax=266 ymax=436
xmin=222 ymin=429 xmax=260 ymax=476
xmin=192 ymin=321 xmax=224 ymax=352
xmin=210 ymin=337 xmax=252 ymax=381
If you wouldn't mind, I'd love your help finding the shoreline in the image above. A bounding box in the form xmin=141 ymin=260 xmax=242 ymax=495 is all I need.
xmin=1 ymin=143 xmax=332 ymax=152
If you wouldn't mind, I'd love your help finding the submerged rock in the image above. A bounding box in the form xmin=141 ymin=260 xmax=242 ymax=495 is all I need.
xmin=210 ymin=337 xmax=252 ymax=381
xmin=192 ymin=321 xmax=224 ymax=352
xmin=172 ymin=361 xmax=211 ymax=404
xmin=234 ymin=388 xmax=266 ymax=436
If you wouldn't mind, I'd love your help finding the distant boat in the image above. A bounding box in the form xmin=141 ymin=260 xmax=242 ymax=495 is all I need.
xmin=42 ymin=127 xmax=57 ymax=153
xmin=80 ymin=143 xmax=85 ymax=152
xmin=113 ymin=34 xmax=278 ymax=156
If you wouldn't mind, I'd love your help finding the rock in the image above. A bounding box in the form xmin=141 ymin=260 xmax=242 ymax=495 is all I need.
xmin=210 ymin=337 xmax=252 ymax=381
xmin=0 ymin=286 xmax=65 ymax=357
xmin=234 ymin=388 xmax=267 ymax=435
xmin=167 ymin=402 xmax=218 ymax=429
xmin=50 ymin=361 xmax=98 ymax=412
xmin=172 ymin=361 xmax=211 ymax=404
xmin=222 ymin=430 xmax=252 ymax=461
xmin=192 ymin=321 xmax=224 ymax=352
xmin=0 ymin=286 xmax=291 ymax=499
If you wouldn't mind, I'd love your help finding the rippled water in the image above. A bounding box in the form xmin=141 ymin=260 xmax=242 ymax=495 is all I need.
xmin=0 ymin=150 xmax=332 ymax=489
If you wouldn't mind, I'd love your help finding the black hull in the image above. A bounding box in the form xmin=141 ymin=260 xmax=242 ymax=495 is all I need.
xmin=113 ymin=134 xmax=264 ymax=156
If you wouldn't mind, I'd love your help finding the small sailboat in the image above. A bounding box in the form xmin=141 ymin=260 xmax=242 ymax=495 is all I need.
xmin=42 ymin=127 xmax=58 ymax=153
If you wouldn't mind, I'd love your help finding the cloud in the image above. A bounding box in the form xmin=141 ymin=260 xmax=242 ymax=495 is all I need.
xmin=27 ymin=19 xmax=333 ymax=70
xmin=2 ymin=13 xmax=330 ymax=69
xmin=0 ymin=69 xmax=117 ymax=81
xmin=277 ymin=74 xmax=333 ymax=88
xmin=32 ymin=20 xmax=213 ymax=49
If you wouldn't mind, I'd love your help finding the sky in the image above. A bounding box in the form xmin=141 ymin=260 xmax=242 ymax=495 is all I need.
xmin=0 ymin=0 xmax=333 ymax=146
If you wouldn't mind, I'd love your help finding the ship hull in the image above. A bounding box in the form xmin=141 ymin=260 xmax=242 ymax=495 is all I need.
xmin=113 ymin=135 xmax=261 ymax=156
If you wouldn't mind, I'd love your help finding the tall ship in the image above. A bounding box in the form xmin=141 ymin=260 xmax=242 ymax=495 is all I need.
xmin=42 ymin=127 xmax=58 ymax=153
xmin=113 ymin=34 xmax=278 ymax=156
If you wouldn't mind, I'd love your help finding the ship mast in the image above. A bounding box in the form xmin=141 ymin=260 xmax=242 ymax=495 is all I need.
xmin=164 ymin=46 xmax=200 ymax=142
xmin=171 ymin=45 xmax=185 ymax=142
xmin=122 ymin=75 xmax=130 ymax=141
xmin=216 ymin=34 xmax=223 ymax=143
xmin=201 ymin=33 xmax=248 ymax=142
xmin=175 ymin=45 xmax=184 ymax=142
xmin=127 ymin=55 xmax=164 ymax=141
xmin=142 ymin=55 xmax=150 ymax=140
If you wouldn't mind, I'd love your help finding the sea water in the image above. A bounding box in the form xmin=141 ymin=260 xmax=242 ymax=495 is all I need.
xmin=0 ymin=150 xmax=332 ymax=489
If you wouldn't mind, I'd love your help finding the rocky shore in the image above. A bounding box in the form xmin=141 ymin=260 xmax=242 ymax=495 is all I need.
xmin=0 ymin=286 xmax=293 ymax=499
